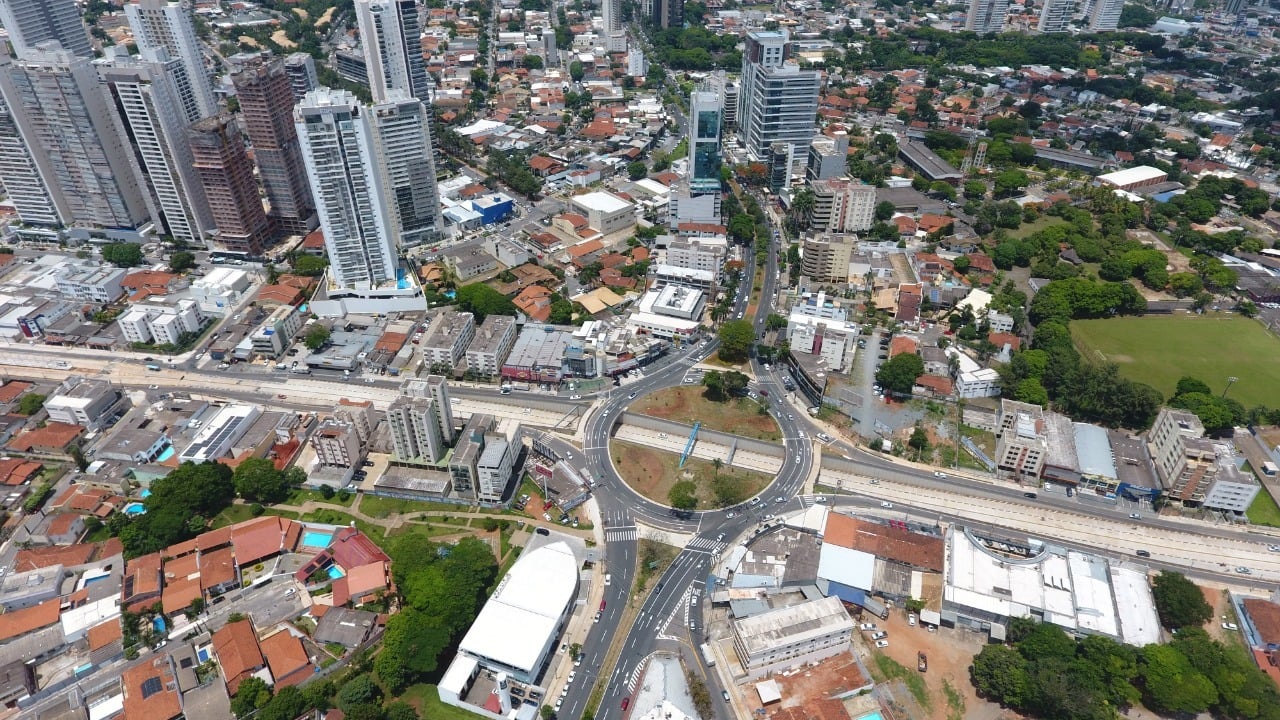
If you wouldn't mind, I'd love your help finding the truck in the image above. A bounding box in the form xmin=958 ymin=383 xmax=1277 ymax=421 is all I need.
xmin=145 ymin=364 xmax=161 ymax=371
xmin=699 ymin=643 xmax=716 ymax=667
xmin=290 ymin=366 xmax=311 ymax=375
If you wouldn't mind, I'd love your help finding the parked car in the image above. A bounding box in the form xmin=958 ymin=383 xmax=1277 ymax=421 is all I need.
xmin=875 ymin=639 xmax=890 ymax=648
xmin=871 ymin=631 xmax=887 ymax=640
xmin=860 ymin=623 xmax=877 ymax=631
xmin=1223 ymin=622 xmax=1239 ymax=631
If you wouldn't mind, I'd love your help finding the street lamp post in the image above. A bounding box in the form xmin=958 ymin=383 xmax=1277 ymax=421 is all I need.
xmin=1223 ymin=376 xmax=1239 ymax=399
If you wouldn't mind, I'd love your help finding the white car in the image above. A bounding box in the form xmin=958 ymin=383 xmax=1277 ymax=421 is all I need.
xmin=1223 ymin=622 xmax=1239 ymax=631
xmin=860 ymin=623 xmax=877 ymax=631
xmin=569 ymin=394 xmax=582 ymax=400
xmin=814 ymin=496 xmax=827 ymax=504
xmin=604 ymin=574 xmax=611 ymax=586
xmin=725 ymin=512 xmax=736 ymax=518
xmin=875 ymin=639 xmax=889 ymax=648
xmin=933 ymin=471 xmax=947 ymax=478
xmin=684 ymin=377 xmax=696 ymax=383
xmin=880 ymin=501 xmax=893 ymax=509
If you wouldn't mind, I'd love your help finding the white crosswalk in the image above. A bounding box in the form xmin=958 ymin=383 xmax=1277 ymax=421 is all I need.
xmin=606 ymin=528 xmax=638 ymax=542
xmin=685 ymin=537 xmax=726 ymax=552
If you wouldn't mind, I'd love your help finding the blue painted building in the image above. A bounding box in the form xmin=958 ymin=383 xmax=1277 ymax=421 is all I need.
xmin=471 ymin=193 xmax=515 ymax=225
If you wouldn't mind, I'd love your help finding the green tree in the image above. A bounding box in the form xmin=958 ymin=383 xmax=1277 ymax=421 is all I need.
xmin=875 ymin=200 xmax=896 ymax=221
xmin=994 ymin=169 xmax=1029 ymax=198
xmin=1175 ymin=376 xmax=1212 ymax=397
xmin=627 ymin=161 xmax=647 ymax=180
xmin=100 ymin=243 xmax=144 ymax=267
xmin=970 ymin=644 xmax=1030 ymax=706
xmin=765 ymin=313 xmax=788 ymax=331
xmin=386 ymin=702 xmax=420 ymax=720
xmin=908 ymin=424 xmax=928 ymax=455
xmin=16 ymin=393 xmax=46 ymax=416
xmin=1151 ymin=571 xmax=1212 ymax=629
xmin=304 ymin=323 xmax=331 ymax=351
xmin=338 ymin=675 xmax=382 ymax=712
xmin=455 ymin=283 xmax=517 ymax=323
xmin=231 ymin=677 xmax=273 ymax=718
xmin=1014 ymin=378 xmax=1049 ymax=407
xmin=701 ymin=369 xmax=726 ymax=401
xmin=1140 ymin=644 xmax=1217 ymax=715
xmin=293 ymin=254 xmax=330 ymax=276
xmin=169 ymin=251 xmax=196 ymax=272
xmin=233 ymin=457 xmax=291 ymax=504
xmin=569 ymin=60 xmax=584 ymax=81
xmin=668 ymin=480 xmax=698 ymax=510
xmin=723 ymin=370 xmax=749 ymax=396
xmin=522 ymin=54 xmax=544 ymax=70
xmin=717 ymin=320 xmax=755 ymax=362
xmin=964 ymin=180 xmax=987 ymax=199
xmin=875 ymin=353 xmax=924 ymax=395
xmin=376 ymin=608 xmax=452 ymax=693
xmin=952 ymin=255 xmax=971 ymax=274
xmin=258 ymin=687 xmax=309 ymax=720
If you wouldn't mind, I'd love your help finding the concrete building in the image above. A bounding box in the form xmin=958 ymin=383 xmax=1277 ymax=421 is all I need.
xmin=996 ymin=402 xmax=1048 ymax=478
xmin=465 ymin=315 xmax=517 ymax=377
xmin=1097 ymin=166 xmax=1168 ymax=192
xmin=295 ymin=87 xmax=398 ymax=292
xmin=1037 ymin=0 xmax=1074 ymax=32
xmin=249 ymin=304 xmax=302 ymax=358
xmin=97 ymin=48 xmax=215 ymax=248
xmin=44 ymin=377 xmax=123 ymax=431
xmin=651 ymin=0 xmax=683 ymax=28
xmin=953 ymin=352 xmax=1001 ymax=399
xmin=355 ymin=0 xmax=432 ymax=103
xmin=401 ymin=376 xmax=455 ymax=443
xmin=966 ymin=0 xmax=1010 ymax=32
xmin=188 ymin=114 xmax=273 ymax=256
xmin=732 ymin=596 xmax=851 ymax=676
xmin=335 ymin=398 xmax=377 ymax=445
xmin=124 ymin=0 xmax=216 ymax=120
xmin=570 ymin=192 xmax=636 ymax=236
xmin=665 ymin=237 xmax=727 ymax=275
xmin=0 ymin=0 xmax=92 ymax=58
xmin=55 ymin=265 xmax=127 ymax=303
xmin=652 ymin=264 xmax=715 ymax=291
xmin=0 ymin=44 xmax=151 ymax=237
xmin=943 ymin=526 xmax=1160 ymax=646
xmin=190 ymin=267 xmax=252 ymax=315
xmin=229 ymin=53 xmax=317 ymax=237
xmin=788 ymin=315 xmax=857 ymax=373
xmin=650 ymin=285 xmax=706 ymax=321
xmin=801 ymin=235 xmax=855 ymax=283
xmin=420 ymin=309 xmax=476 ymax=368
xmin=1147 ymin=408 xmax=1204 ymax=485
xmin=476 ymin=436 xmax=516 ymax=502
xmin=386 ymin=395 xmax=447 ymax=464
xmin=737 ymin=30 xmax=820 ymax=168
xmin=1088 ymin=0 xmax=1123 ymax=30
xmin=178 ymin=404 xmax=262 ymax=463
xmin=370 ymin=92 xmax=442 ymax=248
xmin=283 ymin=52 xmax=319 ymax=101
xmin=810 ymin=179 xmax=876 ymax=234
xmin=118 ymin=298 xmax=204 ymax=345
xmin=1201 ymin=453 xmax=1260 ymax=513
xmin=0 ymin=79 xmax=61 ymax=235
xmin=806 ymin=132 xmax=850 ymax=181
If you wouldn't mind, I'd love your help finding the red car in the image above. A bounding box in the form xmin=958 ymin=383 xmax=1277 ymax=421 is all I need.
xmin=543 ymin=500 xmax=555 ymax=510
xmin=621 ymin=698 xmax=630 ymax=711
xmin=600 ymin=600 xmax=606 ymax=611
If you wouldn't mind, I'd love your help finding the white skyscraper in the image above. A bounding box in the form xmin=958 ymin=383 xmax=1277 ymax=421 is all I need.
xmin=0 ymin=57 xmax=60 ymax=233
xmin=0 ymin=0 xmax=92 ymax=58
xmin=602 ymin=0 xmax=621 ymax=33
xmin=355 ymin=0 xmax=431 ymax=103
xmin=1037 ymin=0 xmax=1074 ymax=32
xmin=0 ymin=43 xmax=150 ymax=234
xmin=965 ymin=0 xmax=1010 ymax=33
xmin=97 ymin=47 xmax=214 ymax=246
xmin=124 ymin=0 xmax=216 ymax=120
xmin=386 ymin=395 xmax=447 ymax=463
xmin=1088 ymin=0 xmax=1123 ymax=30
xmin=371 ymin=93 xmax=441 ymax=247
xmin=737 ymin=30 xmax=820 ymax=167
xmin=402 ymin=376 xmax=455 ymax=443
xmin=295 ymin=87 xmax=398 ymax=291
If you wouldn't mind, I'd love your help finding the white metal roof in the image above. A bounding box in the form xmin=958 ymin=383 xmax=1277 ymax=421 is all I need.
xmin=1098 ymin=165 xmax=1166 ymax=188
xmin=816 ymin=543 xmax=875 ymax=591
xmin=573 ymin=191 xmax=632 ymax=214
xmin=458 ymin=541 xmax=579 ymax=673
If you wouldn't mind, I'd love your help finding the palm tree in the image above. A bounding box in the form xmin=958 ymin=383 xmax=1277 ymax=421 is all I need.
xmin=712 ymin=458 xmax=722 ymax=478
xmin=789 ymin=189 xmax=815 ymax=231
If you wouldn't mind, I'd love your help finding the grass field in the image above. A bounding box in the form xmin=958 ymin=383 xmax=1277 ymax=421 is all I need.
xmin=1071 ymin=314 xmax=1280 ymax=408
xmin=401 ymin=684 xmax=487 ymax=720
xmin=611 ymin=439 xmax=772 ymax=509
xmin=1247 ymin=489 xmax=1280 ymax=527
xmin=1008 ymin=214 xmax=1070 ymax=239
xmin=632 ymin=386 xmax=781 ymax=441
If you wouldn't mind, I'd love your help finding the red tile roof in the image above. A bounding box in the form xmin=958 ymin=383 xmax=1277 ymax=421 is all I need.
xmin=13 ymin=543 xmax=95 ymax=572
xmin=0 ymin=458 xmax=42 ymax=486
xmin=122 ymin=655 xmax=183 ymax=720
xmin=200 ymin=546 xmax=238 ymax=591
xmin=230 ymin=516 xmax=300 ymax=567
xmin=213 ymin=619 xmax=266 ymax=695
xmin=822 ymin=513 xmax=943 ymax=571
xmin=87 ymin=618 xmax=123 ymax=651
xmin=7 ymin=421 xmax=83 ymax=452
xmin=0 ymin=381 xmax=32 ymax=403
xmin=888 ymin=336 xmax=918 ymax=358
xmin=328 ymin=527 xmax=391 ymax=570
xmin=0 ymin=598 xmax=60 ymax=643
xmin=988 ymin=332 xmax=1021 ymax=351
xmin=260 ymin=631 xmax=312 ymax=688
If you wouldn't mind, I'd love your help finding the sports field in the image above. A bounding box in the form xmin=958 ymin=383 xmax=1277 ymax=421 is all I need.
xmin=1071 ymin=314 xmax=1280 ymax=408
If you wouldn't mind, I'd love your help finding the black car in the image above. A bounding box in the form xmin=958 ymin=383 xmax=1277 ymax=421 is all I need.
xmin=1024 ymin=492 xmax=1038 ymax=499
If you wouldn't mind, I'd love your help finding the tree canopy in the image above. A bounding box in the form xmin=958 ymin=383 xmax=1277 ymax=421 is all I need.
xmin=455 ymin=283 xmax=517 ymax=323
xmin=1151 ymin=571 xmax=1212 ymax=630
xmin=717 ymin=320 xmax=755 ymax=362
xmin=876 ymin=353 xmax=924 ymax=395
xmin=233 ymin=457 xmax=298 ymax=505
xmin=100 ymin=243 xmax=144 ymax=267
xmin=115 ymin=461 xmax=235 ymax=557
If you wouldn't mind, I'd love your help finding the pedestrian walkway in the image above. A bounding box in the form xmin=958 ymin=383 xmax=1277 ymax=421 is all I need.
xmin=606 ymin=527 xmax=638 ymax=542
xmin=685 ymin=537 xmax=726 ymax=553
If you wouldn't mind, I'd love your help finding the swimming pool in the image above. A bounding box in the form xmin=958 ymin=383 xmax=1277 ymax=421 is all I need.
xmin=152 ymin=616 xmax=166 ymax=633
xmin=157 ymin=446 xmax=175 ymax=462
xmin=139 ymin=489 xmax=152 ymax=498
xmin=124 ymin=503 xmax=146 ymax=516
xmin=327 ymin=565 xmax=346 ymax=580
xmin=396 ymin=268 xmax=411 ymax=290
xmin=302 ymin=530 xmax=332 ymax=548
xmin=855 ymin=712 xmax=883 ymax=720
xmin=196 ymin=646 xmax=210 ymax=663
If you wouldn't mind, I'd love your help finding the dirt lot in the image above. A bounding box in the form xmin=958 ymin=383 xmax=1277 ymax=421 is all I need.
xmin=632 ymin=386 xmax=781 ymax=441
xmin=867 ymin=610 xmax=1006 ymax=720
xmin=610 ymin=440 xmax=771 ymax=509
